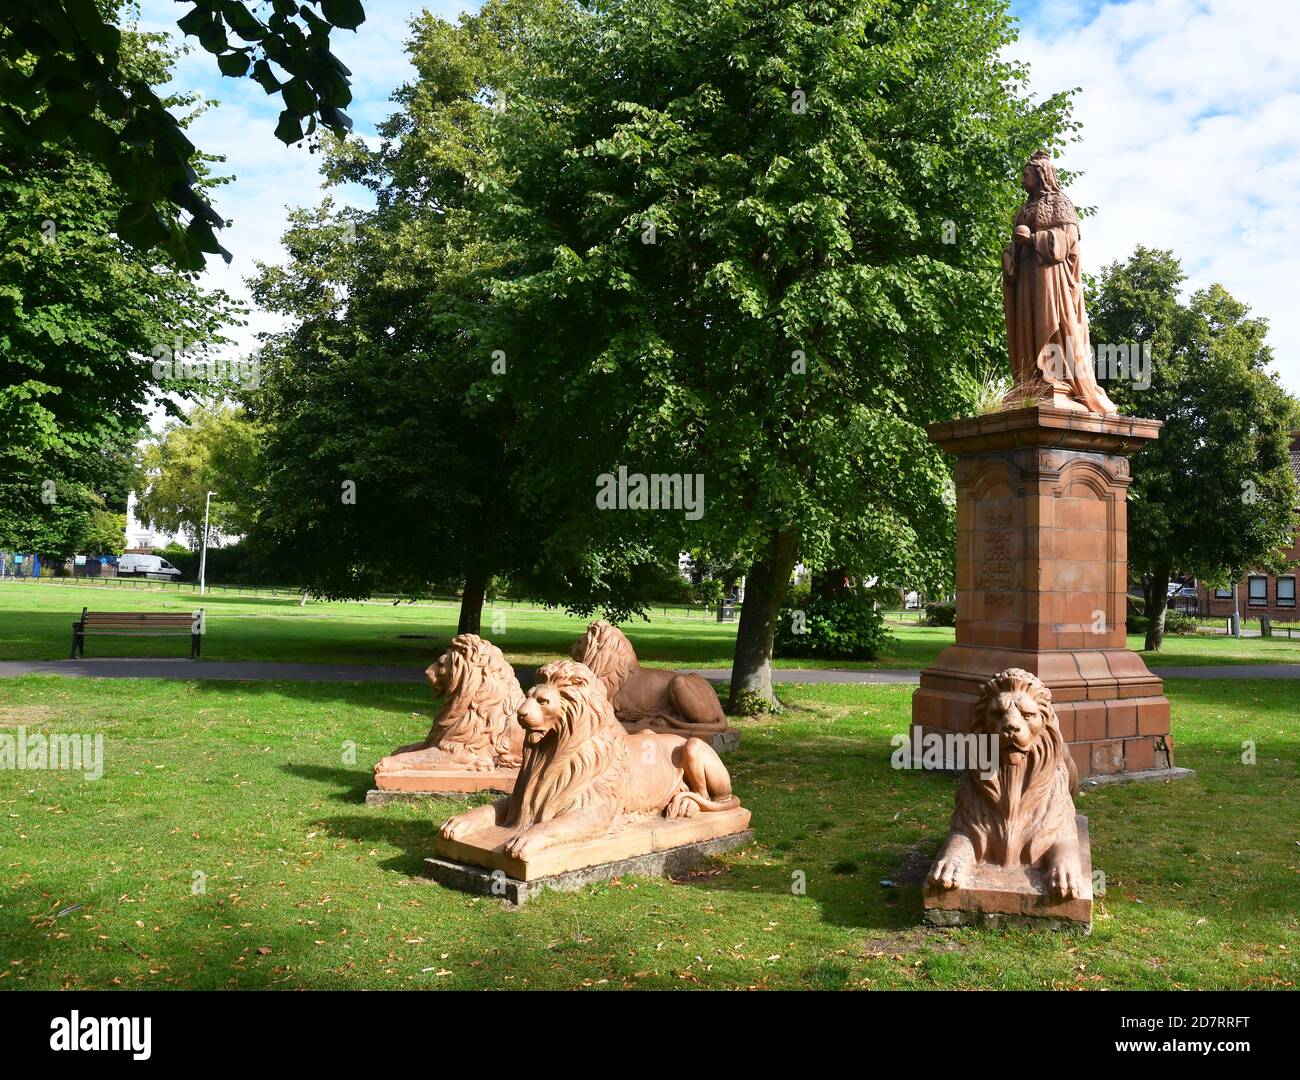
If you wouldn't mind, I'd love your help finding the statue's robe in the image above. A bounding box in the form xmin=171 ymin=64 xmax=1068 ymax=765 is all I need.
xmin=1001 ymin=192 xmax=1116 ymax=415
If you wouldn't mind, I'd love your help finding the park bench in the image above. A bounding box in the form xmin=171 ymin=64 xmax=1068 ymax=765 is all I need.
xmin=71 ymin=609 xmax=204 ymax=659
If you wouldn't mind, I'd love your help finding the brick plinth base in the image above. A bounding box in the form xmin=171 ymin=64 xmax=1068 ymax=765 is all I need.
xmin=910 ymin=405 xmax=1174 ymax=779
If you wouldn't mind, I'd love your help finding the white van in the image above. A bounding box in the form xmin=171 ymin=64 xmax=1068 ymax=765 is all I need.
xmin=117 ymin=554 xmax=183 ymax=580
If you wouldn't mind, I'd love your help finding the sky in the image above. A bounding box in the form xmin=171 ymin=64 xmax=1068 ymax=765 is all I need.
xmin=133 ymin=0 xmax=1300 ymax=396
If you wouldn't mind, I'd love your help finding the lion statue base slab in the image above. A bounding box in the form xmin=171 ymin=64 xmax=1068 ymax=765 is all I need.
xmin=434 ymin=660 xmax=751 ymax=883
xmin=922 ymin=668 xmax=1093 ymax=930
xmin=373 ymin=634 xmax=525 ymax=797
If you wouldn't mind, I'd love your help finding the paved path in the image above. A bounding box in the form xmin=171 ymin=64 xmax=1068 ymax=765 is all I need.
xmin=0 ymin=658 xmax=1297 ymax=684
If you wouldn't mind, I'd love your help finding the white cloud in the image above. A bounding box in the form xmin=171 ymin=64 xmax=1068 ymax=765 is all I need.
xmin=1012 ymin=0 xmax=1300 ymax=394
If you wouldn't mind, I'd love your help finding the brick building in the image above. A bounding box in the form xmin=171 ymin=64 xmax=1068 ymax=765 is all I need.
xmin=1194 ymin=432 xmax=1300 ymax=624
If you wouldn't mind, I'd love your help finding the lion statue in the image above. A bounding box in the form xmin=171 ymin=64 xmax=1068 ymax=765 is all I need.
xmin=927 ymin=668 xmax=1084 ymax=900
xmin=569 ymin=620 xmax=728 ymax=735
xmin=375 ymin=634 xmax=526 ymax=776
xmin=440 ymin=660 xmax=740 ymax=862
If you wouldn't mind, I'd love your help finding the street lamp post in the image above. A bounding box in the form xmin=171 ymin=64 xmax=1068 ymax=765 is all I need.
xmin=199 ymin=490 xmax=216 ymax=596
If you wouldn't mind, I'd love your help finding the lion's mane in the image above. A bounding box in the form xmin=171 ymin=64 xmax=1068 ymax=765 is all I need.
xmin=570 ymin=620 xmax=638 ymax=699
xmin=952 ymin=668 xmax=1077 ymax=867
xmin=505 ymin=660 xmax=628 ymax=830
xmin=431 ymin=634 xmax=525 ymax=767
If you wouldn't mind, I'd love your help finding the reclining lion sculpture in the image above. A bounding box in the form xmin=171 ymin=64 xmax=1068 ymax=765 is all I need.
xmin=440 ymin=660 xmax=741 ymax=864
xmin=569 ymin=620 xmax=729 ymax=736
xmin=375 ymin=634 xmax=525 ymax=781
xmin=927 ymin=667 xmax=1085 ymax=902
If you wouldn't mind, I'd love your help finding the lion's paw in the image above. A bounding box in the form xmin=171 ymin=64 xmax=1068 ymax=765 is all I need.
xmin=1048 ymin=860 xmax=1083 ymax=900
xmin=504 ymin=831 xmax=541 ymax=861
xmin=928 ymin=856 xmax=967 ymax=891
xmin=666 ymin=793 xmax=700 ymax=819
xmin=440 ymin=814 xmax=476 ymax=842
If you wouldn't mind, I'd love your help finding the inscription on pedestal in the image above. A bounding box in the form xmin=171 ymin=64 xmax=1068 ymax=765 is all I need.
xmin=975 ymin=509 xmax=1018 ymax=608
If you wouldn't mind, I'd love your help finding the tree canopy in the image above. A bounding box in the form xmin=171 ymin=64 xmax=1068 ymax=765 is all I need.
xmin=473 ymin=0 xmax=1076 ymax=707
xmin=246 ymin=2 xmax=685 ymax=632
xmin=1090 ymin=246 xmax=1299 ymax=648
xmin=135 ymin=401 xmax=262 ymax=545
xmin=1 ymin=21 xmax=238 ymax=556
xmin=1 ymin=0 xmax=365 ymax=268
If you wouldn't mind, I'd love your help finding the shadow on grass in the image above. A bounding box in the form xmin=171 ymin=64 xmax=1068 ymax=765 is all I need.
xmin=186 ymin=678 xmax=435 ymax=716
xmin=0 ymin=883 xmax=315 ymax=989
xmin=280 ymin=762 xmax=373 ymax=804
xmin=317 ymin=810 xmax=460 ymax=878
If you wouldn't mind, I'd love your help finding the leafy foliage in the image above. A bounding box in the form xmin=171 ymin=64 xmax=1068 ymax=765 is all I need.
xmin=922 ymin=599 xmax=956 ymax=627
xmin=474 ymin=0 xmax=1076 ymax=700
xmin=1090 ymin=247 xmax=1299 ymax=648
xmin=134 ymin=402 xmax=263 ymax=544
xmin=242 ymin=2 xmax=535 ymax=615
xmin=248 ymin=3 xmax=683 ymax=624
xmin=0 ymin=0 xmax=363 ymax=267
xmin=773 ymin=592 xmax=890 ymax=660
xmin=0 ymin=24 xmax=236 ymax=555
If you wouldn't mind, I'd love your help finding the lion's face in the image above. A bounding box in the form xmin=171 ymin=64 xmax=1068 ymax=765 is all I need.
xmin=971 ymin=668 xmax=1057 ymax=759
xmin=981 ymin=690 xmax=1046 ymax=753
xmin=517 ymin=684 xmax=566 ymax=746
xmin=568 ymin=632 xmax=589 ymax=663
xmin=426 ymin=651 xmax=460 ymax=697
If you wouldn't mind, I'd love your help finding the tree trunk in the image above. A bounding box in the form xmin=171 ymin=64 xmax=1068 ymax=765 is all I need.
xmin=458 ymin=569 xmax=488 ymax=636
xmin=1143 ymin=564 xmax=1170 ymax=651
xmin=728 ymin=528 xmax=800 ymax=715
xmin=812 ymin=567 xmax=848 ymax=601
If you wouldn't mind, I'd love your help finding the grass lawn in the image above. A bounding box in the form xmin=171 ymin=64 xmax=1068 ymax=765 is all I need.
xmin=1 ymin=674 xmax=1294 ymax=989
xmin=3 ymin=580 xmax=1299 ymax=671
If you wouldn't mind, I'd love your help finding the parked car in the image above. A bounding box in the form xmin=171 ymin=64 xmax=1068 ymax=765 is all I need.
xmin=117 ymin=554 xmax=183 ymax=580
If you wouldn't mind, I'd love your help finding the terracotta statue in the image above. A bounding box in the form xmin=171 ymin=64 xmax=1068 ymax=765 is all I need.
xmin=569 ymin=620 xmax=728 ymax=735
xmin=927 ymin=668 xmax=1086 ymax=901
xmin=1002 ymin=151 xmax=1116 ymax=416
xmin=439 ymin=660 xmax=741 ymax=863
xmin=374 ymin=634 xmax=525 ymax=781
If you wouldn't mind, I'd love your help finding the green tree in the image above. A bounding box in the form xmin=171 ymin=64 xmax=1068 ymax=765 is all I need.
xmin=1091 ymin=247 xmax=1300 ymax=649
xmin=82 ymin=507 xmax=127 ymax=555
xmin=248 ymin=1 xmax=669 ymax=634
xmin=244 ymin=0 xmax=530 ymax=635
xmin=1 ymin=26 xmax=237 ymax=557
xmin=1 ymin=0 xmax=364 ymax=268
xmin=135 ymin=402 xmax=262 ymax=544
xmin=479 ymin=0 xmax=1075 ymax=710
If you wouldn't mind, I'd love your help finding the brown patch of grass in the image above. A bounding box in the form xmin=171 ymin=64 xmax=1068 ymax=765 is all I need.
xmin=0 ymin=705 xmax=57 ymax=727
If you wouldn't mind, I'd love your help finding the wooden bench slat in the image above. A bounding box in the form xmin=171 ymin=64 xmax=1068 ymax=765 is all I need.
xmin=84 ymin=613 xmax=195 ymax=621
xmin=83 ymin=621 xmax=193 ymax=629
xmin=73 ymin=610 xmax=204 ymax=659
xmin=80 ymin=629 xmax=194 ymax=636
xmin=82 ymin=621 xmax=195 ymax=626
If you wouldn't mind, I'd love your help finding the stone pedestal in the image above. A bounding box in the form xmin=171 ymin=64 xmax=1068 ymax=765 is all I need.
xmin=923 ymin=815 xmax=1093 ymax=931
xmin=425 ymin=828 xmax=754 ymax=906
xmin=371 ymin=765 xmax=517 ymax=799
xmin=911 ymin=405 xmax=1175 ymax=779
xmin=434 ymin=806 xmax=751 ymax=881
